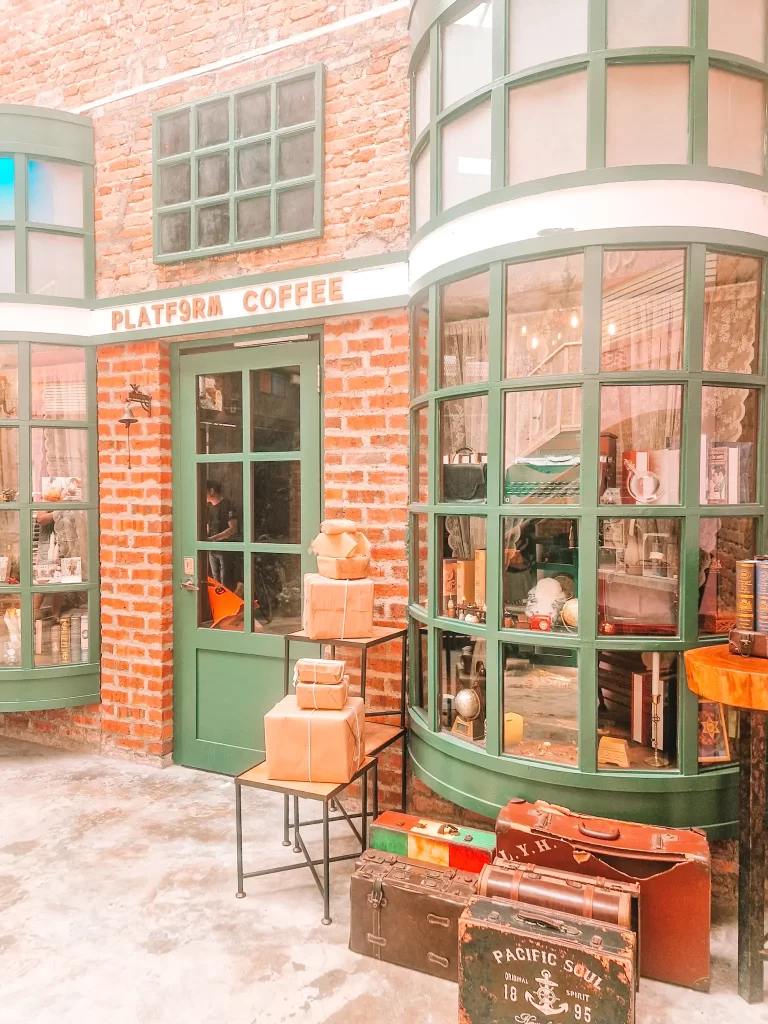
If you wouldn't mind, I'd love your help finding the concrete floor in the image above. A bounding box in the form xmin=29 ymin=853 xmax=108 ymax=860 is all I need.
xmin=0 ymin=739 xmax=765 ymax=1024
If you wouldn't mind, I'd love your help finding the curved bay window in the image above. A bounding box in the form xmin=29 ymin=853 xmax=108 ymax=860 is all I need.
xmin=409 ymin=243 xmax=766 ymax=830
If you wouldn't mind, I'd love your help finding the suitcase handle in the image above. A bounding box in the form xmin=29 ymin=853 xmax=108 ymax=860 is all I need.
xmin=427 ymin=952 xmax=450 ymax=969
xmin=427 ymin=914 xmax=450 ymax=928
xmin=515 ymin=911 xmax=580 ymax=937
xmin=437 ymin=824 xmax=460 ymax=836
xmin=578 ymin=822 xmax=620 ymax=842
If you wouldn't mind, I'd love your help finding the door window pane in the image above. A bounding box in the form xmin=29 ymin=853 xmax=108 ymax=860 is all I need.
xmin=28 ymin=232 xmax=85 ymax=299
xmin=508 ymin=72 xmax=587 ymax=185
xmin=439 ymin=396 xmax=488 ymax=503
xmin=32 ymin=508 xmax=88 ymax=584
xmin=159 ymin=161 xmax=191 ymax=206
xmin=31 ymin=428 xmax=87 ymax=502
xmin=237 ymin=89 xmax=271 ymax=138
xmin=709 ymin=0 xmax=765 ymax=62
xmin=602 ymin=250 xmax=685 ymax=372
xmin=198 ymin=203 xmax=230 ymax=247
xmin=253 ymin=553 xmax=302 ymax=634
xmin=439 ymin=629 xmax=487 ymax=746
xmin=504 ymin=389 xmax=581 ymax=505
xmin=238 ymin=141 xmax=271 ymax=189
xmin=0 ymin=232 xmax=14 ymax=293
xmin=159 ymin=209 xmax=191 ymax=255
xmin=197 ymin=99 xmax=230 ymax=148
xmin=0 ymin=158 xmax=14 ymax=220
xmin=506 ymin=255 xmax=584 ymax=378
xmin=598 ymin=651 xmax=678 ymax=770
xmin=607 ymin=0 xmax=689 ymax=48
xmin=414 ymin=51 xmax=431 ymax=138
xmin=159 ymin=111 xmax=190 ymax=158
xmin=413 ymin=297 xmax=430 ymax=397
xmin=277 ymin=77 xmax=315 ymax=128
xmin=441 ymin=101 xmax=491 ymax=211
xmin=414 ymin=513 xmax=429 ymax=608
xmin=708 ymin=69 xmax=766 ymax=175
xmin=701 ymin=387 xmax=758 ymax=505
xmin=413 ymin=405 xmax=429 ymax=504
xmin=34 ymin=592 xmax=88 ymax=667
xmin=699 ymin=517 xmax=757 ymax=636
xmin=277 ymin=185 xmax=314 ymax=234
xmin=237 ymin=196 xmax=270 ymax=241
xmin=252 ymin=461 xmax=300 ymax=543
xmin=502 ymin=518 xmax=578 ymax=633
xmin=413 ymin=144 xmax=430 ymax=230
xmin=441 ymin=271 xmax=489 ymax=387
xmin=197 ymin=464 xmax=243 ymax=543
xmin=598 ymin=517 xmax=681 ymax=635
xmin=198 ymin=152 xmax=229 ymax=198
xmin=704 ymin=252 xmax=762 ymax=374
xmin=0 ymin=511 xmax=20 ymax=585
xmin=606 ymin=64 xmax=689 ymax=167
xmin=0 ymin=345 xmax=18 ymax=419
xmin=278 ymin=130 xmax=314 ymax=181
xmin=28 ymin=160 xmax=84 ymax=229
xmin=439 ymin=515 xmax=487 ymax=619
xmin=0 ymin=592 xmax=21 ymax=667
xmin=197 ymin=372 xmax=243 ymax=454
xmin=503 ymin=643 xmax=578 ymax=765
xmin=31 ymin=346 xmax=86 ymax=420
xmin=0 ymin=428 xmax=18 ymax=501
xmin=442 ymin=3 xmax=492 ymax=109
xmin=507 ymin=0 xmax=588 ymax=74
xmin=600 ymin=385 xmax=682 ymax=505
xmin=251 ymin=367 xmax=300 ymax=451
xmin=200 ymin=551 xmax=244 ymax=631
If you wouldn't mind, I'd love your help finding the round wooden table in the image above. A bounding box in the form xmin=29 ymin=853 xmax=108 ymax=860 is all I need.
xmin=685 ymin=644 xmax=768 ymax=1004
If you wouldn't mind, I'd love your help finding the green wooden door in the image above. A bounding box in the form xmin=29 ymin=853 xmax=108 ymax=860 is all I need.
xmin=173 ymin=341 xmax=320 ymax=775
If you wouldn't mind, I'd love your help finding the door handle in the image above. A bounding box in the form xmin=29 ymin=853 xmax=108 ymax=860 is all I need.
xmin=179 ymin=579 xmax=199 ymax=591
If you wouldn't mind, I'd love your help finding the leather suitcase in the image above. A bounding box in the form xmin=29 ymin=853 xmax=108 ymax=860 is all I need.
xmin=369 ymin=810 xmax=496 ymax=873
xmin=496 ymin=799 xmax=711 ymax=991
xmin=459 ymin=896 xmax=636 ymax=1024
xmin=729 ymin=628 xmax=768 ymax=658
xmin=349 ymin=850 xmax=477 ymax=981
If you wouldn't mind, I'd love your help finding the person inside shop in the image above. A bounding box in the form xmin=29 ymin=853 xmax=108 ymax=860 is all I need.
xmin=205 ymin=480 xmax=241 ymax=589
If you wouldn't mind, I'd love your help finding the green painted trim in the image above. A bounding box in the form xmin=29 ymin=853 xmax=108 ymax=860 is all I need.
xmin=0 ymin=688 xmax=100 ymax=713
xmin=0 ymin=106 xmax=93 ymax=164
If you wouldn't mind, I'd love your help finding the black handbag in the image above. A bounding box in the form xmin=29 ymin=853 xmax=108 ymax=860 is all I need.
xmin=442 ymin=447 xmax=487 ymax=502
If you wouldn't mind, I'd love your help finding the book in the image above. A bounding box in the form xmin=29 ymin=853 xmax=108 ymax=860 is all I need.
xmin=756 ymin=561 xmax=768 ymax=633
xmin=736 ymin=559 xmax=756 ymax=630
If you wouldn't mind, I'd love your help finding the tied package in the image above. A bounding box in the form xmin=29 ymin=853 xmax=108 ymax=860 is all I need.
xmin=264 ymin=694 xmax=365 ymax=784
xmin=311 ymin=518 xmax=372 ymax=580
xmin=303 ymin=573 xmax=374 ymax=640
xmin=293 ymin=657 xmax=349 ymax=710
xmin=294 ymin=657 xmax=346 ymax=684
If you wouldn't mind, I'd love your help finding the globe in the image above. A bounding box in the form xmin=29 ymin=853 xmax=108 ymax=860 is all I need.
xmin=454 ymin=687 xmax=481 ymax=721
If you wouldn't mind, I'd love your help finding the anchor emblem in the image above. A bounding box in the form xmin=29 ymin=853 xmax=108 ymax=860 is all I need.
xmin=525 ymin=970 xmax=569 ymax=1017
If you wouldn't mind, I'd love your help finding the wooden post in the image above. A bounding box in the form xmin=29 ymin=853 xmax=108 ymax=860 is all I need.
xmin=737 ymin=709 xmax=767 ymax=1003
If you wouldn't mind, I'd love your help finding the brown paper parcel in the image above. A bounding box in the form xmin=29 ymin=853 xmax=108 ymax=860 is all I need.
xmin=303 ymin=574 xmax=374 ymax=640
xmin=264 ymin=694 xmax=365 ymax=783
xmin=311 ymin=520 xmax=372 ymax=580
xmin=294 ymin=658 xmax=346 ymax=684
xmin=295 ymin=677 xmax=349 ymax=711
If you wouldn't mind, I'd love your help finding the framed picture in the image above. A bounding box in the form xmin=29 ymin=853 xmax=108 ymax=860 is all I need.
xmin=60 ymin=557 xmax=82 ymax=584
xmin=698 ymin=699 xmax=731 ymax=763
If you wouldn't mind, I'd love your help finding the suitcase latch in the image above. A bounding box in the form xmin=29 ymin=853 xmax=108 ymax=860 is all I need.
xmin=437 ymin=824 xmax=460 ymax=836
xmin=368 ymin=879 xmax=387 ymax=909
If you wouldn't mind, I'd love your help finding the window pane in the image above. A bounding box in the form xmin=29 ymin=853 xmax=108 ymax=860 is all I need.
xmin=198 ymin=152 xmax=230 ymax=198
xmin=600 ymin=385 xmax=682 ymax=505
xmin=277 ymin=185 xmax=314 ymax=234
xmin=701 ymin=387 xmax=758 ymax=505
xmin=253 ymin=553 xmax=302 ymax=634
xmin=200 ymin=552 xmax=244 ymax=630
xmin=277 ymin=130 xmax=314 ymax=181
xmin=506 ymin=255 xmax=584 ymax=378
xmin=0 ymin=158 xmax=14 ymax=219
xmin=504 ymin=643 xmax=579 ymax=764
xmin=413 ymin=405 xmax=429 ymax=504
xmin=197 ymin=99 xmax=230 ymax=148
xmin=159 ymin=209 xmax=191 ymax=255
xmin=508 ymin=0 xmax=588 ymax=73
xmin=0 ymin=428 xmax=19 ymax=501
xmin=508 ymin=72 xmax=587 ymax=185
xmin=31 ymin=429 xmax=87 ymax=503
xmin=504 ymin=389 xmax=581 ymax=505
xmin=698 ymin=698 xmax=739 ymax=766
xmin=709 ymin=0 xmax=765 ymax=61
xmin=700 ymin=517 xmax=757 ymax=635
xmin=0 ymin=232 xmax=14 ymax=293
xmin=598 ymin=518 xmax=681 ymax=635
xmin=252 ymin=461 xmax=301 ymax=543
xmin=439 ymin=396 xmax=488 ymax=503
xmin=28 ymin=232 xmax=85 ymax=299
xmin=0 ymin=511 xmax=19 ymax=586
xmin=197 ymin=464 xmax=243 ymax=543
xmin=704 ymin=252 xmax=762 ymax=374
xmin=159 ymin=161 xmax=191 ymax=206
xmin=415 ymin=621 xmax=428 ymax=711
xmin=236 ymin=88 xmax=271 ymax=138
xmin=31 ymin=346 xmax=86 ymax=420
xmin=606 ymin=64 xmax=689 ymax=167
xmin=439 ymin=630 xmax=487 ymax=746
xmin=414 ymin=513 xmax=429 ymax=609
xmin=277 ymin=77 xmax=315 ymax=129
xmin=198 ymin=203 xmax=230 ymax=247
xmin=28 ymin=160 xmax=83 ymax=229
xmin=250 ymin=367 xmax=300 ymax=452
xmin=197 ymin=372 xmax=242 ymax=454
xmin=0 ymin=345 xmax=18 ymax=419
xmin=708 ymin=69 xmax=766 ymax=175
xmin=32 ymin=508 xmax=88 ymax=584
xmin=413 ymin=297 xmax=430 ymax=397
xmin=0 ymin=592 xmax=21 ymax=666
xmin=439 ymin=515 xmax=487 ymax=619
xmin=441 ymin=101 xmax=491 ymax=211
xmin=414 ymin=50 xmax=431 ymax=137
xmin=598 ymin=651 xmax=678 ymax=769
xmin=502 ymin=518 xmax=578 ymax=633
xmin=237 ymin=142 xmax=271 ymax=190
xmin=33 ymin=591 xmax=87 ymax=667
xmin=414 ymin=144 xmax=430 ymax=230
xmin=236 ymin=195 xmax=270 ymax=241
xmin=442 ymin=3 xmax=492 ymax=110
xmin=441 ymin=271 xmax=489 ymax=388
xmin=159 ymin=111 xmax=190 ymax=158
xmin=602 ymin=250 xmax=685 ymax=372
xmin=607 ymin=0 xmax=689 ymax=48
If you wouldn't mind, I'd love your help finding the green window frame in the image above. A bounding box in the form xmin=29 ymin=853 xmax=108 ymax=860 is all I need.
xmin=152 ymin=65 xmax=325 ymax=264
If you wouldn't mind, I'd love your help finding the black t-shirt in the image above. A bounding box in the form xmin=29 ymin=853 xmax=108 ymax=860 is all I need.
xmin=207 ymin=498 xmax=240 ymax=540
